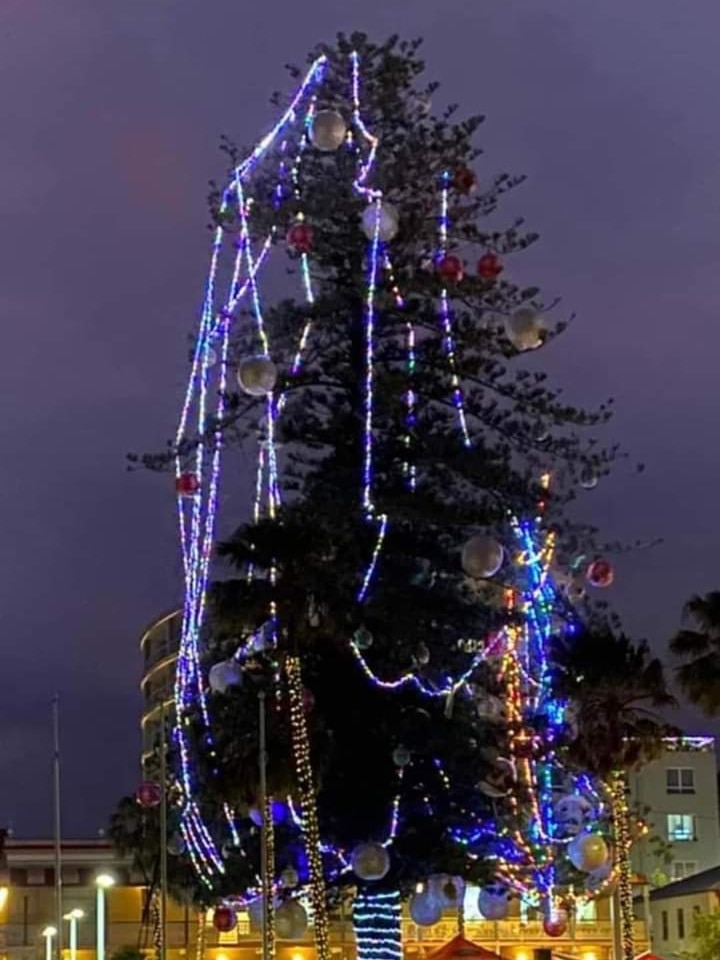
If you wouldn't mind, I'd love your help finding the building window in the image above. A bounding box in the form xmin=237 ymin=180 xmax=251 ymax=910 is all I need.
xmin=666 ymin=767 xmax=695 ymax=794
xmin=677 ymin=908 xmax=685 ymax=939
xmin=575 ymin=900 xmax=597 ymax=923
xmin=661 ymin=911 xmax=668 ymax=940
xmin=667 ymin=814 xmax=697 ymax=842
xmin=673 ymin=861 xmax=698 ymax=880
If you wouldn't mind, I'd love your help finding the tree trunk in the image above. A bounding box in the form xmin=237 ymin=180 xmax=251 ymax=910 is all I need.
xmin=610 ymin=771 xmax=635 ymax=960
xmin=352 ymin=889 xmax=402 ymax=960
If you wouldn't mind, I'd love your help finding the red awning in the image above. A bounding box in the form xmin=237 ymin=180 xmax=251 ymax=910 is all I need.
xmin=425 ymin=935 xmax=503 ymax=960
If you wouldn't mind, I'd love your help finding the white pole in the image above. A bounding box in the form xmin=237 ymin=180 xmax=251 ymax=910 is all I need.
xmin=43 ymin=927 xmax=57 ymax=960
xmin=52 ymin=697 xmax=63 ymax=960
xmin=69 ymin=916 xmax=77 ymax=960
xmin=96 ymin=887 xmax=105 ymax=960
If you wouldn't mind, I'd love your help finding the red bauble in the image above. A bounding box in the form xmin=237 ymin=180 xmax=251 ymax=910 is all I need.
xmin=286 ymin=221 xmax=314 ymax=255
xmin=453 ymin=166 xmax=477 ymax=194
xmin=213 ymin=906 xmax=237 ymax=933
xmin=477 ymin=253 xmax=503 ymax=280
xmin=175 ymin=473 xmax=200 ymax=498
xmin=586 ymin=558 xmax=615 ymax=589
xmin=437 ymin=254 xmax=464 ymax=283
xmin=136 ymin=781 xmax=162 ymax=808
xmin=543 ymin=918 xmax=567 ymax=938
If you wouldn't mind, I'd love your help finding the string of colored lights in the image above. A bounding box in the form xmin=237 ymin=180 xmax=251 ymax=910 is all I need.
xmin=352 ymin=890 xmax=402 ymax=960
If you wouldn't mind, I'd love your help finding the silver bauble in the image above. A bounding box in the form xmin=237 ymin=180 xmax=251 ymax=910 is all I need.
xmin=310 ymin=110 xmax=347 ymax=151
xmin=208 ymin=659 xmax=243 ymax=694
xmin=361 ymin=203 xmax=399 ymax=242
xmin=478 ymin=884 xmax=510 ymax=921
xmin=505 ymin=308 xmax=544 ymax=351
xmin=351 ymin=841 xmax=390 ymax=882
xmin=409 ymin=889 xmax=443 ymax=926
xmin=275 ymin=900 xmax=308 ymax=940
xmin=392 ymin=745 xmax=411 ymax=768
xmin=237 ymin=356 xmax=277 ymax=396
xmin=568 ymin=832 xmax=609 ymax=872
xmin=461 ymin=534 xmax=504 ymax=580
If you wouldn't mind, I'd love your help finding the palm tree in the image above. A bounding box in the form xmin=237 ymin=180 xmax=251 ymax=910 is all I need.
xmin=553 ymin=626 xmax=676 ymax=960
xmin=670 ymin=591 xmax=720 ymax=714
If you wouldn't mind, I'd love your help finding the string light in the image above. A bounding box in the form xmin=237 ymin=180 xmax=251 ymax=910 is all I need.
xmin=352 ymin=890 xmax=402 ymax=960
xmin=610 ymin=772 xmax=635 ymax=960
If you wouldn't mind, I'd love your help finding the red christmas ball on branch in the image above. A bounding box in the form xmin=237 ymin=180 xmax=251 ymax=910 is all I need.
xmin=286 ymin=221 xmax=314 ymax=255
xmin=136 ymin=781 xmax=162 ymax=808
xmin=586 ymin=558 xmax=614 ymax=589
xmin=477 ymin=253 xmax=503 ymax=280
xmin=453 ymin=166 xmax=477 ymax=194
xmin=543 ymin=917 xmax=567 ymax=938
xmin=175 ymin=473 xmax=200 ymax=498
xmin=213 ymin=906 xmax=237 ymax=933
xmin=437 ymin=254 xmax=464 ymax=283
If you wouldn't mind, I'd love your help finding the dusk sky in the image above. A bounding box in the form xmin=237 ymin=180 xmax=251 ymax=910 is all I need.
xmin=1 ymin=0 xmax=719 ymax=836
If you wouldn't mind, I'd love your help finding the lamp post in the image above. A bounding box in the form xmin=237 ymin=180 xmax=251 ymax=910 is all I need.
xmin=95 ymin=874 xmax=115 ymax=960
xmin=64 ymin=908 xmax=84 ymax=960
xmin=42 ymin=926 xmax=57 ymax=960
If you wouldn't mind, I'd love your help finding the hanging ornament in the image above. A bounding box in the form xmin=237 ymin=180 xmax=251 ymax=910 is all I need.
xmin=353 ymin=626 xmax=374 ymax=650
xmin=415 ymin=641 xmax=430 ymax=666
xmin=212 ymin=905 xmax=237 ymax=933
xmin=587 ymin=860 xmax=613 ymax=890
xmin=135 ymin=781 xmax=161 ymax=808
xmin=429 ymin=874 xmax=464 ymax=908
xmin=361 ymin=203 xmax=399 ymax=242
xmin=452 ymin=166 xmax=477 ymax=194
xmin=310 ymin=110 xmax=347 ymax=151
xmin=167 ymin=833 xmax=186 ymax=856
xmin=175 ymin=473 xmax=199 ymax=498
xmin=409 ymin=889 xmax=443 ymax=926
xmin=543 ymin=915 xmax=568 ymax=938
xmin=286 ymin=221 xmax=314 ymax=255
xmin=351 ymin=842 xmax=391 ymax=882
xmin=553 ymin=794 xmax=594 ymax=838
xmin=461 ymin=534 xmax=504 ymax=579
xmin=281 ymin=866 xmax=299 ymax=888
xmin=586 ymin=559 xmax=614 ymax=589
xmin=248 ymin=807 xmax=263 ymax=827
xmin=477 ymin=884 xmax=511 ymax=921
xmin=504 ymin=308 xmax=543 ymax=351
xmin=208 ymin=659 xmax=243 ymax=694
xmin=275 ymin=899 xmax=308 ymax=940
xmin=568 ymin=832 xmax=610 ymax=872
xmin=392 ymin=745 xmax=411 ymax=768
xmin=579 ymin=465 xmax=599 ymax=490
xmin=237 ymin=356 xmax=277 ymax=396
xmin=565 ymin=580 xmax=587 ymax=603
xmin=437 ymin=254 xmax=464 ymax=283
xmin=477 ymin=253 xmax=503 ymax=280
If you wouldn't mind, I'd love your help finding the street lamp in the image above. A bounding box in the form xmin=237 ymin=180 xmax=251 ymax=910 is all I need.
xmin=64 ymin=908 xmax=85 ymax=960
xmin=42 ymin=926 xmax=58 ymax=960
xmin=95 ymin=874 xmax=115 ymax=960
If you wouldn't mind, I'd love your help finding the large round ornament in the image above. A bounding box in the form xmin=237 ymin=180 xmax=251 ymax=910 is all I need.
xmin=453 ymin=166 xmax=477 ymax=194
xmin=392 ymin=745 xmax=411 ymax=768
xmin=477 ymin=884 xmax=510 ymax=921
xmin=353 ymin=626 xmax=374 ymax=650
xmin=237 ymin=356 xmax=277 ymax=396
xmin=281 ymin=866 xmax=299 ymax=888
xmin=175 ymin=473 xmax=199 ymax=498
xmin=275 ymin=899 xmax=308 ymax=940
xmin=579 ymin=465 xmax=599 ymax=490
xmin=587 ymin=860 xmax=614 ymax=892
xmin=310 ymin=110 xmax=347 ymax=151
xmin=409 ymin=889 xmax=443 ymax=926
xmin=286 ymin=221 xmax=314 ymax=255
xmin=553 ymin=794 xmax=593 ymax=838
xmin=361 ymin=203 xmax=399 ymax=242
xmin=437 ymin=254 xmax=464 ymax=283
xmin=568 ymin=832 xmax=609 ymax=872
xmin=351 ymin=842 xmax=390 ymax=882
xmin=136 ymin=781 xmax=161 ymax=808
xmin=477 ymin=253 xmax=503 ymax=280
xmin=415 ymin=642 xmax=430 ymax=666
xmin=209 ymin=659 xmax=243 ymax=694
xmin=543 ymin=913 xmax=568 ymax=938
xmin=461 ymin=534 xmax=504 ymax=579
xmin=429 ymin=874 xmax=464 ymax=908
xmin=504 ymin=308 xmax=543 ymax=352
xmin=213 ymin=905 xmax=237 ymax=933
xmin=586 ymin=559 xmax=614 ymax=589
xmin=167 ymin=833 xmax=186 ymax=856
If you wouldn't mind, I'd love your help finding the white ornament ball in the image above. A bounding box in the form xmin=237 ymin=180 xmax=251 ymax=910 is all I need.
xmin=392 ymin=745 xmax=411 ymax=768
xmin=478 ymin=884 xmax=511 ymax=921
xmin=553 ymin=794 xmax=593 ymax=838
xmin=409 ymin=889 xmax=443 ymax=926
xmin=505 ymin=308 xmax=544 ymax=352
xmin=237 ymin=356 xmax=277 ymax=396
xmin=351 ymin=842 xmax=390 ymax=882
xmin=587 ymin=860 xmax=613 ymax=890
xmin=281 ymin=866 xmax=299 ymax=888
xmin=310 ymin=110 xmax=347 ymax=151
xmin=429 ymin=874 xmax=464 ymax=908
xmin=275 ymin=900 xmax=308 ymax=940
xmin=461 ymin=534 xmax=504 ymax=580
xmin=209 ymin=660 xmax=244 ymax=694
xmin=568 ymin=833 xmax=609 ymax=872
xmin=361 ymin=203 xmax=399 ymax=242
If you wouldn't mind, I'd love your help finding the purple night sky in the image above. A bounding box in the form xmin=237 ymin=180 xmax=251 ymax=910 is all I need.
xmin=1 ymin=0 xmax=718 ymax=836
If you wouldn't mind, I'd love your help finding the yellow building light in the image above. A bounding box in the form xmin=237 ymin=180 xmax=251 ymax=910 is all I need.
xmin=582 ymin=952 xmax=598 ymax=960
xmin=292 ymin=953 xmax=305 ymax=960
xmin=216 ymin=953 xmax=229 ymax=960
xmin=0 ymin=887 xmax=8 ymax=911
xmin=516 ymin=952 xmax=530 ymax=960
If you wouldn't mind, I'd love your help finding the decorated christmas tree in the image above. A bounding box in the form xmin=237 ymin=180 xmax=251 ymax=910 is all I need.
xmin=118 ymin=32 xmax=657 ymax=960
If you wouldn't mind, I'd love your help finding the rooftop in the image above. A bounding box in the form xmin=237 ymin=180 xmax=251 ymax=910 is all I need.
xmin=649 ymin=864 xmax=720 ymax=901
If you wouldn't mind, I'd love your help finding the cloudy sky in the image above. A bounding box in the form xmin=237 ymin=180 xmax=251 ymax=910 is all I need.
xmin=0 ymin=0 xmax=718 ymax=835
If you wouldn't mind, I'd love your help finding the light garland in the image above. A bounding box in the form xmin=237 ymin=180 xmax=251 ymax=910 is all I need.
xmin=352 ymin=890 xmax=402 ymax=960
xmin=610 ymin=771 xmax=635 ymax=960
